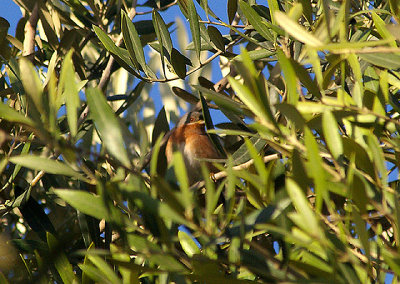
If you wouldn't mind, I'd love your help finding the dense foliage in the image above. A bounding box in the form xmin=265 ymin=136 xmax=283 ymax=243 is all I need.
xmin=2 ymin=0 xmax=400 ymax=282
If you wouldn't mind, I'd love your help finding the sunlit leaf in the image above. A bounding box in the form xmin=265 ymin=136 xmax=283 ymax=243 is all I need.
xmin=86 ymin=87 xmax=131 ymax=168
xmin=59 ymin=50 xmax=79 ymax=137
xmin=187 ymin=0 xmax=201 ymax=59
xmin=9 ymin=155 xmax=87 ymax=181
xmin=54 ymin=190 xmax=108 ymax=220
xmin=178 ymin=230 xmax=200 ymax=257
xmin=0 ymin=102 xmax=34 ymax=126
xmin=322 ymin=111 xmax=343 ymax=160
xmin=47 ymin=233 xmax=75 ymax=284
xmin=239 ymin=0 xmax=273 ymax=42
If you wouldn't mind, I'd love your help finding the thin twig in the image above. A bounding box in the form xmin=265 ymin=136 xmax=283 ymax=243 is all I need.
xmin=213 ymin=153 xmax=281 ymax=180
xmin=78 ymin=4 xmax=138 ymax=125
xmin=190 ymin=153 xmax=281 ymax=191
xmin=200 ymin=20 xmax=245 ymax=29
xmin=135 ymin=0 xmax=178 ymax=15
xmin=98 ymin=3 xmax=138 ymax=91
xmin=149 ymin=33 xmax=242 ymax=83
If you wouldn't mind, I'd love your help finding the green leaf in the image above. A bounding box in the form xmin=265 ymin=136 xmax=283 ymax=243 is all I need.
xmin=0 ymin=102 xmax=34 ymax=126
xmin=232 ymin=49 xmax=275 ymax=62
xmin=227 ymin=0 xmax=238 ymax=24
xmin=82 ymin=242 xmax=95 ymax=284
xmin=207 ymin=26 xmax=225 ymax=52
xmin=130 ymin=191 xmax=190 ymax=227
xmin=172 ymin=86 xmax=199 ymax=105
xmin=352 ymin=207 xmax=370 ymax=258
xmin=152 ymin=107 xmax=169 ymax=146
xmin=10 ymin=239 xmax=48 ymax=253
xmin=3 ymin=133 xmax=31 ymax=189
xmin=121 ymin=10 xmax=147 ymax=73
xmin=199 ymin=93 xmax=226 ymax=157
xmin=150 ymin=133 xmax=165 ymax=178
xmin=322 ymin=111 xmax=343 ymax=160
xmin=304 ymin=127 xmax=326 ymax=213
xmin=93 ymin=25 xmax=141 ymax=77
xmin=389 ymin=0 xmax=400 ymax=16
xmin=47 ymin=233 xmax=75 ymax=284
xmin=298 ymin=0 xmax=312 ymax=23
xmin=152 ymin=10 xmax=170 ymax=77
xmin=229 ymin=77 xmax=272 ymax=125
xmin=178 ymin=230 xmax=200 ymax=257
xmin=86 ymin=87 xmax=131 ymax=168
xmin=346 ymin=54 xmax=363 ymax=107
xmin=371 ymin=11 xmax=397 ymax=47
xmin=59 ymin=50 xmax=79 ymax=137
xmin=239 ymin=1 xmax=273 ymax=42
xmin=9 ymin=155 xmax=87 ymax=181
xmin=366 ymin=132 xmax=387 ymax=186
xmin=116 ymin=81 xmax=146 ymax=115
xmin=54 ymin=189 xmax=108 ymax=220
xmin=244 ymin=138 xmax=267 ymax=177
xmin=274 ymin=11 xmax=322 ymax=47
xmin=192 ymin=85 xmax=249 ymax=116
xmin=231 ymin=136 xmax=266 ymax=166
xmin=342 ymin=137 xmax=375 ymax=179
xmin=275 ymin=103 xmax=306 ymax=131
xmin=276 ymin=49 xmax=299 ymax=105
xmin=170 ymin=48 xmax=187 ymax=79
xmin=172 ymin=152 xmax=191 ymax=211
xmin=79 ymin=264 xmax=108 ymax=283
xmin=88 ymin=255 xmax=121 ymax=284
xmin=19 ymin=58 xmax=44 ymax=113
xmin=152 ymin=11 xmax=172 ymax=54
xmin=359 ymin=53 xmax=400 ymax=70
xmin=188 ymin=0 xmax=201 ymax=59
xmin=286 ymin=178 xmax=321 ymax=237
xmin=289 ymin=57 xmax=321 ymax=99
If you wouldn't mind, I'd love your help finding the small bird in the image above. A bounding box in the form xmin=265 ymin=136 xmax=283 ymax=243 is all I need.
xmin=165 ymin=111 xmax=222 ymax=185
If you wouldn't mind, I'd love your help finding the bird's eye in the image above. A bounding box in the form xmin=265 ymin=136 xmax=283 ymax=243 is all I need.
xmin=190 ymin=117 xmax=195 ymax=122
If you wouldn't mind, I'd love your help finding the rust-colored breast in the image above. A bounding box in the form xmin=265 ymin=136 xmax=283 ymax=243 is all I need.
xmin=165 ymin=122 xmax=221 ymax=183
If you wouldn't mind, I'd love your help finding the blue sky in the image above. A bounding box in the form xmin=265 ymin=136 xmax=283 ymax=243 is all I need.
xmin=1 ymin=1 xmax=22 ymax=34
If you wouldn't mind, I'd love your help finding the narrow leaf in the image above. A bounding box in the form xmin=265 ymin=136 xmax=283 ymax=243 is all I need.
xmin=239 ymin=1 xmax=273 ymax=42
xmin=277 ymin=49 xmax=299 ymax=105
xmin=47 ymin=233 xmax=75 ymax=284
xmin=322 ymin=111 xmax=343 ymax=160
xmin=152 ymin=10 xmax=167 ymax=77
xmin=54 ymin=189 xmax=108 ymax=220
xmin=19 ymin=58 xmax=43 ymax=113
xmin=227 ymin=0 xmax=238 ymax=24
xmin=86 ymin=87 xmax=131 ymax=168
xmin=207 ymin=26 xmax=225 ymax=52
xmin=188 ymin=0 xmax=201 ymax=59
xmin=178 ymin=230 xmax=200 ymax=257
xmin=0 ymin=103 xmax=34 ymax=126
xmin=9 ymin=155 xmax=86 ymax=180
xmin=274 ymin=11 xmax=322 ymax=47
xmin=171 ymin=48 xmax=187 ymax=79
xmin=60 ymin=50 xmax=79 ymax=137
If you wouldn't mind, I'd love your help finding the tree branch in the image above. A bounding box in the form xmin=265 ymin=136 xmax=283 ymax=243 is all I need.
xmin=190 ymin=153 xmax=281 ymax=191
xmin=98 ymin=3 xmax=138 ymax=91
xmin=22 ymin=2 xmax=39 ymax=62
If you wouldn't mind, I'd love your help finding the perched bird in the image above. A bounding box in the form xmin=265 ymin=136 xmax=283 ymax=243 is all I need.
xmin=165 ymin=110 xmax=222 ymax=185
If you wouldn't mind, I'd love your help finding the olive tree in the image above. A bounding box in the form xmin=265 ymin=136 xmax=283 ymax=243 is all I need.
xmin=1 ymin=0 xmax=400 ymax=282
